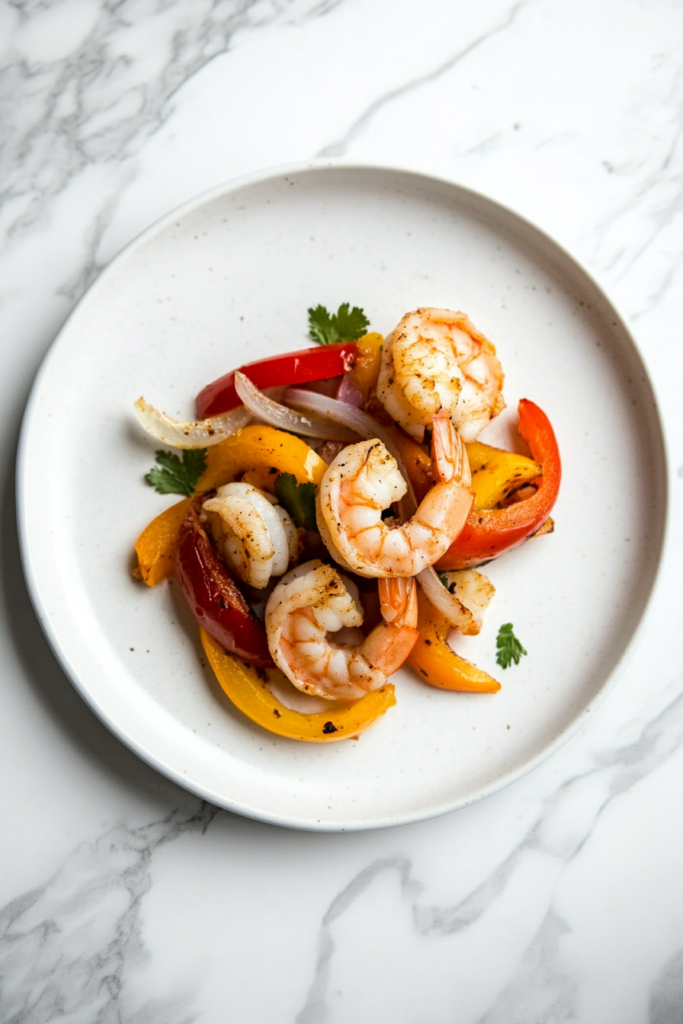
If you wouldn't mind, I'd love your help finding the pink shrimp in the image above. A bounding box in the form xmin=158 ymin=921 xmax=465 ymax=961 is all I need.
xmin=265 ymin=561 xmax=419 ymax=700
xmin=316 ymin=410 xmax=474 ymax=578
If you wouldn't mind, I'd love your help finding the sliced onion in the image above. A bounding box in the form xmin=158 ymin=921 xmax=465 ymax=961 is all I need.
xmin=134 ymin=397 xmax=251 ymax=449
xmin=263 ymin=385 xmax=287 ymax=402
xmin=285 ymin=388 xmax=418 ymax=513
xmin=335 ymin=372 xmax=363 ymax=407
xmin=416 ymin=566 xmax=495 ymax=636
xmin=235 ymin=372 xmax=358 ymax=441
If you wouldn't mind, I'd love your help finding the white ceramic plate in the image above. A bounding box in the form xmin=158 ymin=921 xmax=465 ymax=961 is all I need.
xmin=18 ymin=163 xmax=667 ymax=830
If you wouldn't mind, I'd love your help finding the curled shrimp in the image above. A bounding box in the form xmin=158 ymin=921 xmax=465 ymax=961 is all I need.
xmin=316 ymin=410 xmax=474 ymax=578
xmin=202 ymin=482 xmax=298 ymax=589
xmin=377 ymin=307 xmax=505 ymax=442
xmin=265 ymin=561 xmax=419 ymax=700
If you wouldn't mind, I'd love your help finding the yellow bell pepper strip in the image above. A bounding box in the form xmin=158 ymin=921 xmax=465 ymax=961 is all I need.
xmin=349 ymin=332 xmax=384 ymax=399
xmin=200 ymin=627 xmax=396 ymax=741
xmin=466 ymin=441 xmax=542 ymax=510
xmin=134 ymin=496 xmax=193 ymax=587
xmin=408 ymin=590 xmax=501 ymax=693
xmin=196 ymin=424 xmax=327 ymax=494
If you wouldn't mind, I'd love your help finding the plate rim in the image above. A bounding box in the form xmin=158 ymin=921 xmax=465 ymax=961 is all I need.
xmin=16 ymin=159 xmax=673 ymax=831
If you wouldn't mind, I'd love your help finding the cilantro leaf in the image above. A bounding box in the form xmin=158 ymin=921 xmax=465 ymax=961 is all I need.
xmin=145 ymin=448 xmax=207 ymax=497
xmin=274 ymin=472 xmax=318 ymax=530
xmin=495 ymin=623 xmax=528 ymax=669
xmin=308 ymin=302 xmax=370 ymax=345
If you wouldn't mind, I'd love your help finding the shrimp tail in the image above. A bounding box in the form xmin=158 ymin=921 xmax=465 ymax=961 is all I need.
xmin=359 ymin=621 xmax=419 ymax=677
xmin=432 ymin=410 xmax=472 ymax=488
xmin=378 ymin=576 xmax=418 ymax=627
xmin=363 ymin=576 xmax=419 ymax=676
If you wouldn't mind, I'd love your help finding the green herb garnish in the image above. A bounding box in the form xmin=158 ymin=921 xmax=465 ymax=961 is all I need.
xmin=495 ymin=623 xmax=528 ymax=669
xmin=274 ymin=472 xmax=318 ymax=531
xmin=145 ymin=448 xmax=207 ymax=497
xmin=308 ymin=303 xmax=370 ymax=346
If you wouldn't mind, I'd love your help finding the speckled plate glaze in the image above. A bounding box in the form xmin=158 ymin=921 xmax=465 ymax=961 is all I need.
xmin=17 ymin=163 xmax=668 ymax=830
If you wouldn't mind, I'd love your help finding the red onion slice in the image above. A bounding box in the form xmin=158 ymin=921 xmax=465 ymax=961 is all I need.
xmin=335 ymin=372 xmax=364 ymax=407
xmin=235 ymin=372 xmax=357 ymax=441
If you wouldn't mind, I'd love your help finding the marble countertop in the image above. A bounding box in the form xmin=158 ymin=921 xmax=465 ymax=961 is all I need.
xmin=2 ymin=2 xmax=682 ymax=1021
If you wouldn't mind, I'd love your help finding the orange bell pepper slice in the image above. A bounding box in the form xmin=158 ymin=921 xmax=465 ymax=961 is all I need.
xmin=408 ymin=590 xmax=500 ymax=693
xmin=200 ymin=627 xmax=396 ymax=741
xmin=134 ymin=496 xmax=192 ymax=586
xmin=436 ymin=399 xmax=561 ymax=570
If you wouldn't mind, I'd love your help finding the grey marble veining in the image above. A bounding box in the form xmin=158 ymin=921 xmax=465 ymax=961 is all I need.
xmin=294 ymin=679 xmax=683 ymax=1021
xmin=316 ymin=2 xmax=528 ymax=159
xmin=1 ymin=0 xmax=340 ymax=300
xmin=0 ymin=803 xmax=216 ymax=1023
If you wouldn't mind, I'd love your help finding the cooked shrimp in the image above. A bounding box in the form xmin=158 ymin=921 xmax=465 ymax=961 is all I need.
xmin=316 ymin=410 xmax=474 ymax=578
xmin=377 ymin=576 xmax=418 ymax=627
xmin=265 ymin=561 xmax=419 ymax=700
xmin=202 ymin=482 xmax=298 ymax=589
xmin=377 ymin=307 xmax=505 ymax=442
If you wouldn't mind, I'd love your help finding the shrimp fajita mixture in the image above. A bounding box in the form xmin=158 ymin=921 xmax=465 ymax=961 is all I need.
xmin=133 ymin=305 xmax=561 ymax=742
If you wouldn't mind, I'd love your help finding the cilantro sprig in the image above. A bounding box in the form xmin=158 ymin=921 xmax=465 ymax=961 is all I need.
xmin=274 ymin=472 xmax=318 ymax=531
xmin=308 ymin=303 xmax=370 ymax=346
xmin=495 ymin=623 xmax=528 ymax=669
xmin=145 ymin=448 xmax=207 ymax=497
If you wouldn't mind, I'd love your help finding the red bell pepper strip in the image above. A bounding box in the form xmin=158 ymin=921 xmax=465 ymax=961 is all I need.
xmin=174 ymin=497 xmax=273 ymax=667
xmin=436 ymin=399 xmax=561 ymax=570
xmin=196 ymin=342 xmax=358 ymax=418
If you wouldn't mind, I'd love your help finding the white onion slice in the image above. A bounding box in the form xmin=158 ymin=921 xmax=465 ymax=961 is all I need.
xmin=417 ymin=566 xmax=495 ymax=636
xmin=285 ymin=388 xmax=418 ymax=513
xmin=235 ymin=372 xmax=358 ymax=441
xmin=134 ymin=397 xmax=251 ymax=449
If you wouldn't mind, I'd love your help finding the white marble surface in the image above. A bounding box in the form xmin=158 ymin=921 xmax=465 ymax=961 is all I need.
xmin=2 ymin=1 xmax=683 ymax=1020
